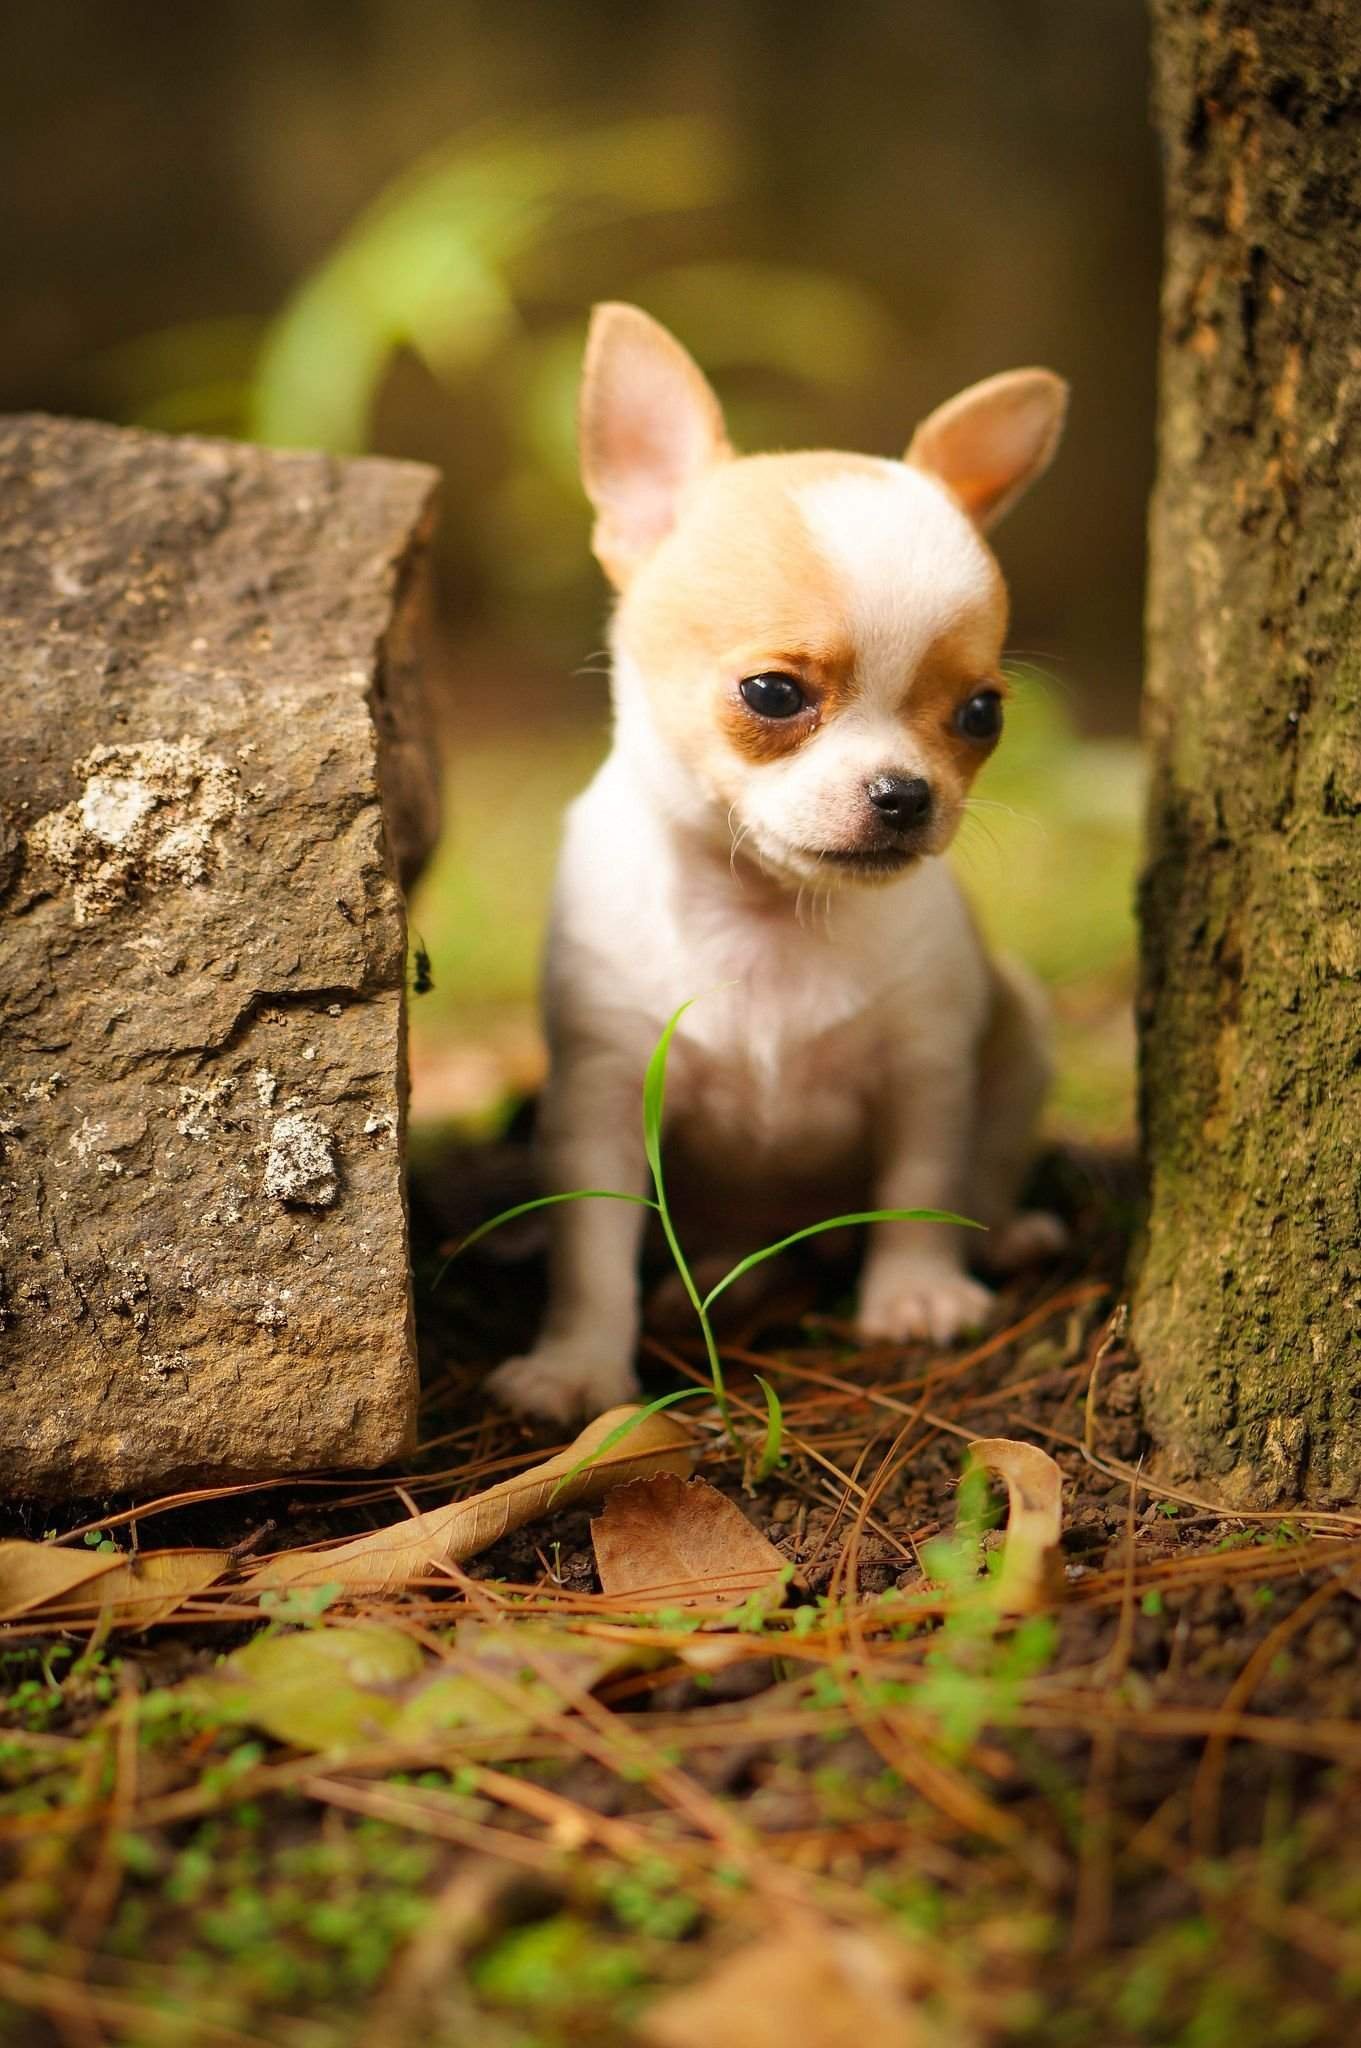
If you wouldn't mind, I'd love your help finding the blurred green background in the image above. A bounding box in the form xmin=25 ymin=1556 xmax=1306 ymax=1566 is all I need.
xmin=3 ymin=1 xmax=1156 ymax=1142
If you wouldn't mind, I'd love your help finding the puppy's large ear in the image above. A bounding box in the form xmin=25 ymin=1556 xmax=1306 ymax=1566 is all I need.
xmin=906 ymin=369 xmax=1067 ymax=531
xmin=579 ymin=303 xmax=731 ymax=587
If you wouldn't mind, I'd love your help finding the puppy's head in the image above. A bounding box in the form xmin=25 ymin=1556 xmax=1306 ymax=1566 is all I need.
xmin=580 ymin=303 xmax=1067 ymax=888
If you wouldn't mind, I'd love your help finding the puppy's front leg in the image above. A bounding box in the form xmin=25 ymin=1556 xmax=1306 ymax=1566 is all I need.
xmin=857 ymin=1058 xmax=994 ymax=1347
xmin=487 ymin=1048 xmax=648 ymax=1425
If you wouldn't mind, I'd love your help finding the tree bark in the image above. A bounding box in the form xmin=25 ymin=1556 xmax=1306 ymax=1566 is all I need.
xmin=1134 ymin=0 xmax=1361 ymax=1505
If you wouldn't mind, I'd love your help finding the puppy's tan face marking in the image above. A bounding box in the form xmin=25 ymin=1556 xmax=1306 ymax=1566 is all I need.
xmin=905 ymin=625 xmax=1010 ymax=796
xmin=619 ymin=452 xmax=860 ymax=773
xmin=615 ymin=454 xmax=1010 ymax=884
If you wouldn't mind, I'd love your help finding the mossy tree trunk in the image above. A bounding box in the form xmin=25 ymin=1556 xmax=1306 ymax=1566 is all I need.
xmin=1134 ymin=0 xmax=1361 ymax=1506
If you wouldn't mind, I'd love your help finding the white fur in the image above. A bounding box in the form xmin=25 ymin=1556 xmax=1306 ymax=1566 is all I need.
xmin=797 ymin=463 xmax=995 ymax=709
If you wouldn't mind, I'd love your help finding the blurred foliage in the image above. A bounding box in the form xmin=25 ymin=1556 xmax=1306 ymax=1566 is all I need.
xmin=110 ymin=115 xmax=895 ymax=615
xmin=249 ymin=118 xmax=736 ymax=452
xmin=979 ymin=666 xmax=1140 ymax=989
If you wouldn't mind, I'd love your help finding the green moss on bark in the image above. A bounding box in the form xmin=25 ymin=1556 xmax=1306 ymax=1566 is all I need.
xmin=1134 ymin=0 xmax=1361 ymax=1504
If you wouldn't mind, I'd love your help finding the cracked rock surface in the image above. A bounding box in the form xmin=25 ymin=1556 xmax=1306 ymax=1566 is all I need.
xmin=0 ymin=415 xmax=440 ymax=1496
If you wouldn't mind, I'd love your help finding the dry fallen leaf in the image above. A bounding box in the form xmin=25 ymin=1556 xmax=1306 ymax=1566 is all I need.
xmin=967 ymin=1436 xmax=1066 ymax=1614
xmin=389 ymin=1621 xmax=658 ymax=1746
xmin=0 ymin=1405 xmax=693 ymax=1629
xmin=47 ymin=1548 xmax=232 ymax=1629
xmin=640 ymin=1922 xmax=964 ymax=2048
xmin=249 ymin=1403 xmax=695 ymax=1596
xmin=0 ymin=1542 xmax=229 ymax=1629
xmin=184 ymin=1623 xmax=425 ymax=1750
xmin=591 ymin=1473 xmax=790 ymax=1616
xmin=181 ymin=1616 xmax=658 ymax=1756
xmin=0 ymin=1541 xmax=127 ymax=1624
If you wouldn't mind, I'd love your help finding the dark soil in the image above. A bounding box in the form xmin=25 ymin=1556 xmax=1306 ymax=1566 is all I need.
xmin=2 ymin=1136 xmax=1360 ymax=2048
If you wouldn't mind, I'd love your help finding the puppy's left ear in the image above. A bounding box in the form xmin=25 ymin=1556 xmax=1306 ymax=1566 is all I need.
xmin=579 ymin=302 xmax=732 ymax=587
xmin=906 ymin=369 xmax=1068 ymax=531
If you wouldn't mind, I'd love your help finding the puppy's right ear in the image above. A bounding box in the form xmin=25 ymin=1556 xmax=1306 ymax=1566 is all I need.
xmin=579 ymin=303 xmax=731 ymax=587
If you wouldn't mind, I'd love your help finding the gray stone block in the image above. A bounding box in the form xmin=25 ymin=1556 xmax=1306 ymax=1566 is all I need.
xmin=0 ymin=414 xmax=440 ymax=1496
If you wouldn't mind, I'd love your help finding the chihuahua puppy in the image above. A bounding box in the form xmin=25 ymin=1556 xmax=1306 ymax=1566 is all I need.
xmin=488 ymin=304 xmax=1068 ymax=1425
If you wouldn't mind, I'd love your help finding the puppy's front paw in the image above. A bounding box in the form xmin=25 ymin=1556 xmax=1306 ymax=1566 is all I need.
xmin=486 ymin=1341 xmax=640 ymax=1427
xmin=855 ymin=1263 xmax=995 ymax=1347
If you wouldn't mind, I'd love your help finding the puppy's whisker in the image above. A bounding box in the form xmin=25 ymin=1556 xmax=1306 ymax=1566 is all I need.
xmin=813 ymin=854 xmax=835 ymax=935
xmin=961 ymin=798 xmax=1002 ymax=839
xmin=727 ymin=814 xmax=757 ymax=881
xmin=959 ymin=813 xmax=1004 ymax=860
xmin=962 ymin=797 xmax=1046 ymax=834
xmin=1001 ymin=648 xmax=1065 ymax=672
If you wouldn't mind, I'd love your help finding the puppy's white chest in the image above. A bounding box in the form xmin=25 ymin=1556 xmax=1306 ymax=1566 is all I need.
xmin=667 ymin=984 xmax=875 ymax=1179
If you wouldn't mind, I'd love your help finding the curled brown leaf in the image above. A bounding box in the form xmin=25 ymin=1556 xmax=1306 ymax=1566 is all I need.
xmin=967 ymin=1436 xmax=1066 ymax=1614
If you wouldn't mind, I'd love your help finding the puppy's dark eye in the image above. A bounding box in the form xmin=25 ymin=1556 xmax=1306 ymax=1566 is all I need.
xmin=955 ymin=689 xmax=1004 ymax=742
xmin=739 ymin=673 xmax=807 ymax=720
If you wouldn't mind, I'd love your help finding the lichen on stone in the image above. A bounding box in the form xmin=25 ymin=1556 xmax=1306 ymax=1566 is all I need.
xmin=176 ymin=1076 xmax=239 ymax=1141
xmin=264 ymin=1112 xmax=338 ymax=1207
xmin=29 ymin=736 xmax=241 ymax=921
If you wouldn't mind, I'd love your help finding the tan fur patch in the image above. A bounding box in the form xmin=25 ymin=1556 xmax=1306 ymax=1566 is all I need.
xmin=902 ymin=627 xmax=1008 ymax=802
xmin=617 ymin=453 xmax=881 ymax=779
xmin=716 ymin=692 xmax=814 ymax=766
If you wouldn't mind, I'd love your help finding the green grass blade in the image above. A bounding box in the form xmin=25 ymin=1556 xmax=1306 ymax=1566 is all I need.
xmin=548 ymin=1388 xmax=708 ymax=1501
xmin=753 ymin=1376 xmax=784 ymax=1484
xmin=700 ymin=1208 xmax=982 ymax=1311
xmin=640 ymin=995 xmax=741 ymax=1439
xmin=431 ymin=1190 xmax=659 ymax=1288
xmin=642 ymin=985 xmax=737 ymax=1212
xmin=642 ymin=998 xmax=696 ymax=1204
xmin=642 ymin=998 xmax=708 ymax=1336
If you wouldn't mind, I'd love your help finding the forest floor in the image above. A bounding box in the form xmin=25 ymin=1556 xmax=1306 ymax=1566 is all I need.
xmin=3 ymin=1134 xmax=1361 ymax=2048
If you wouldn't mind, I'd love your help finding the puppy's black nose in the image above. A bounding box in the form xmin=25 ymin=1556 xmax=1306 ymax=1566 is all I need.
xmin=866 ymin=774 xmax=932 ymax=831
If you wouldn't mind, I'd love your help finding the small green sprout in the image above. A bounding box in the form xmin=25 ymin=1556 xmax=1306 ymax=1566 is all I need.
xmin=445 ymin=994 xmax=976 ymax=1478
